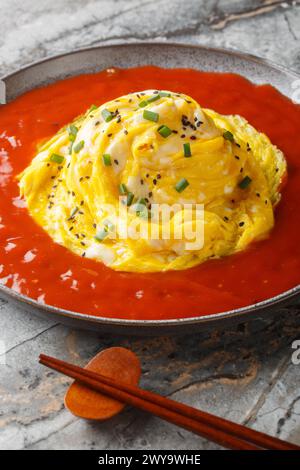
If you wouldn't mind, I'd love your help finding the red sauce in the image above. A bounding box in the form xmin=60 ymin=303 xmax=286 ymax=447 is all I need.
xmin=1 ymin=66 xmax=300 ymax=320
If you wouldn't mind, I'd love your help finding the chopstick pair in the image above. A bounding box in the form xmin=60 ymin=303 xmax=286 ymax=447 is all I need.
xmin=39 ymin=354 xmax=299 ymax=451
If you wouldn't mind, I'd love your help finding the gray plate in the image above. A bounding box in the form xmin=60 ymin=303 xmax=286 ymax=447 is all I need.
xmin=1 ymin=42 xmax=300 ymax=335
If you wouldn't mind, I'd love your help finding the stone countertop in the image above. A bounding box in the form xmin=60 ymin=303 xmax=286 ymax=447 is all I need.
xmin=1 ymin=0 xmax=300 ymax=450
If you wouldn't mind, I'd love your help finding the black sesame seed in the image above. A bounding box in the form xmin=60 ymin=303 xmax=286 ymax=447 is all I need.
xmin=239 ymin=222 xmax=245 ymax=227
xmin=181 ymin=134 xmax=186 ymax=138
xmin=124 ymin=130 xmax=128 ymax=135
xmin=114 ymin=159 xmax=119 ymax=165
xmin=190 ymin=135 xmax=196 ymax=140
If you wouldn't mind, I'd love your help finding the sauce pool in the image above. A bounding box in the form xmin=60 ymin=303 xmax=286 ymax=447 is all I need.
xmin=1 ymin=66 xmax=300 ymax=320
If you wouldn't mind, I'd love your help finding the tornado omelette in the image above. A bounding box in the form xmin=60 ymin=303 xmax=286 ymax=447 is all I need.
xmin=18 ymin=90 xmax=287 ymax=272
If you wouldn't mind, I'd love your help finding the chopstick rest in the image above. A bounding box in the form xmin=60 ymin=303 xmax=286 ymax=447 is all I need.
xmin=39 ymin=351 xmax=300 ymax=451
xmin=65 ymin=347 xmax=141 ymax=420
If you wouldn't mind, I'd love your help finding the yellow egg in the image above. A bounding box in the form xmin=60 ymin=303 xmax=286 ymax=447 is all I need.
xmin=18 ymin=90 xmax=287 ymax=272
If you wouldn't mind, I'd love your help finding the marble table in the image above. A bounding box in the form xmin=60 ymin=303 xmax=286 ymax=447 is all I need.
xmin=1 ymin=0 xmax=300 ymax=450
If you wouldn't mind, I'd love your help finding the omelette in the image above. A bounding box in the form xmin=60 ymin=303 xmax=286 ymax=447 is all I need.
xmin=18 ymin=90 xmax=287 ymax=272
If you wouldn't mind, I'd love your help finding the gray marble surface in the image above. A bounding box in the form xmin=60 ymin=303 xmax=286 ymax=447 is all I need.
xmin=1 ymin=0 xmax=300 ymax=450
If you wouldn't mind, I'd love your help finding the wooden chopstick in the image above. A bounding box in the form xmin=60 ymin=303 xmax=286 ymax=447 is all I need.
xmin=40 ymin=354 xmax=256 ymax=450
xmin=39 ymin=354 xmax=299 ymax=451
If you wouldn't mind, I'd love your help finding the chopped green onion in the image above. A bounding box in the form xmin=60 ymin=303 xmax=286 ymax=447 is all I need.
xmin=143 ymin=110 xmax=159 ymax=123
xmin=126 ymin=192 xmax=134 ymax=206
xmin=102 ymin=154 xmax=112 ymax=166
xmin=73 ymin=140 xmax=85 ymax=153
xmin=68 ymin=207 xmax=79 ymax=220
xmin=175 ymin=178 xmax=189 ymax=193
xmin=95 ymin=228 xmax=108 ymax=242
xmin=139 ymin=93 xmax=171 ymax=109
xmin=223 ymin=130 xmax=234 ymax=142
xmin=137 ymin=208 xmax=148 ymax=219
xmin=158 ymin=125 xmax=172 ymax=138
xmin=183 ymin=142 xmax=192 ymax=157
xmin=147 ymin=94 xmax=161 ymax=103
xmin=104 ymin=219 xmax=115 ymax=231
xmin=89 ymin=104 xmax=98 ymax=112
xmin=50 ymin=153 xmax=64 ymax=164
xmin=238 ymin=175 xmax=252 ymax=189
xmin=138 ymin=100 xmax=148 ymax=108
xmin=136 ymin=198 xmax=147 ymax=206
xmin=67 ymin=124 xmax=78 ymax=142
xmin=119 ymin=183 xmax=128 ymax=195
xmin=134 ymin=199 xmax=148 ymax=218
xmin=101 ymin=109 xmax=113 ymax=122
xmin=130 ymin=198 xmax=148 ymax=217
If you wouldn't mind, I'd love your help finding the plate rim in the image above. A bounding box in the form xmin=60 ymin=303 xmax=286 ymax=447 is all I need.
xmin=1 ymin=41 xmax=300 ymax=329
xmin=2 ymin=41 xmax=300 ymax=83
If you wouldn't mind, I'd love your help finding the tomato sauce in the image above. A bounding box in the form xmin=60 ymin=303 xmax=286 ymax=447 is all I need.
xmin=0 ymin=66 xmax=300 ymax=320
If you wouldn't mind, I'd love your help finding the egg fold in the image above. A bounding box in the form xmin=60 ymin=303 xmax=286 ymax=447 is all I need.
xmin=18 ymin=90 xmax=287 ymax=272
